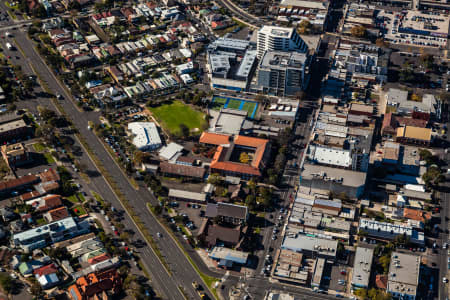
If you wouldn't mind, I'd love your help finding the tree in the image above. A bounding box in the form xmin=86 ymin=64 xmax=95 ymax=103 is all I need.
xmin=207 ymin=173 xmax=222 ymax=185
xmin=354 ymin=288 xmax=368 ymax=299
xmin=179 ymin=123 xmax=190 ymax=138
xmin=375 ymin=38 xmax=389 ymax=48
xmin=133 ymin=151 xmax=151 ymax=165
xmin=419 ymin=53 xmax=434 ymax=69
xmin=379 ymin=254 xmax=391 ymax=274
xmin=399 ymin=62 xmax=415 ymax=83
xmin=422 ymin=166 xmax=444 ymax=187
xmin=120 ymin=232 xmax=130 ymax=242
xmin=245 ymin=195 xmax=256 ymax=210
xmin=351 ymin=25 xmax=366 ymax=38
xmin=0 ymin=273 xmax=14 ymax=294
xmin=298 ymin=20 xmax=311 ymax=34
xmin=440 ymin=92 xmax=450 ymax=104
xmin=30 ymin=282 xmax=43 ymax=297
xmin=239 ymin=152 xmax=250 ymax=164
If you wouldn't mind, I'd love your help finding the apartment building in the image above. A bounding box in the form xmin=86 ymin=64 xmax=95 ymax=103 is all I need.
xmin=256 ymin=51 xmax=310 ymax=97
xmin=257 ymin=25 xmax=308 ymax=59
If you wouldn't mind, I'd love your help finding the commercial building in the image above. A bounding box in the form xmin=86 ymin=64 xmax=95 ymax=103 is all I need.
xmin=387 ymin=252 xmax=420 ymax=300
xmin=358 ymin=218 xmax=424 ymax=245
xmin=12 ymin=217 xmax=91 ymax=252
xmin=396 ymin=126 xmax=432 ymax=146
xmin=0 ymin=119 xmax=29 ymax=142
xmin=299 ymin=163 xmax=367 ymax=199
xmin=207 ymin=38 xmax=258 ymax=92
xmin=257 ymin=26 xmax=307 ymax=59
xmin=128 ymin=122 xmax=162 ymax=151
xmin=160 ymin=162 xmax=205 ymax=180
xmin=205 ymin=202 xmax=248 ymax=225
xmin=277 ymin=0 xmax=330 ymax=30
xmin=209 ymin=246 xmax=248 ymax=268
xmin=168 ymin=188 xmax=208 ymax=203
xmin=1 ymin=143 xmax=31 ymax=170
xmin=332 ymin=44 xmax=388 ymax=83
xmin=200 ymin=132 xmax=270 ymax=179
xmin=351 ymin=247 xmax=374 ymax=289
xmin=385 ymin=88 xmax=438 ymax=120
xmin=281 ymin=233 xmax=338 ymax=259
xmin=256 ymin=51 xmax=310 ymax=97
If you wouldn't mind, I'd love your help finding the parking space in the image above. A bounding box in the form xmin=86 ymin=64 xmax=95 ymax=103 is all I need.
xmin=169 ymin=202 xmax=205 ymax=236
xmin=380 ymin=10 xmax=449 ymax=48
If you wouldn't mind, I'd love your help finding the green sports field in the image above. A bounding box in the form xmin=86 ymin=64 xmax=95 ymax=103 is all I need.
xmin=149 ymin=101 xmax=207 ymax=136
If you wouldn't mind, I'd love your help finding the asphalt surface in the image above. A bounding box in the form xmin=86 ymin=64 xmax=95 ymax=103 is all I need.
xmin=438 ymin=110 xmax=450 ymax=300
xmin=7 ymin=28 xmax=214 ymax=300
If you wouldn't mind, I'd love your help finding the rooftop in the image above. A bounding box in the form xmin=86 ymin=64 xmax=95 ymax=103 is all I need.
xmin=387 ymin=252 xmax=420 ymax=297
xmin=128 ymin=122 xmax=162 ymax=150
xmin=168 ymin=189 xmax=207 ymax=202
xmin=351 ymin=247 xmax=374 ymax=288
xmin=259 ymin=25 xmax=295 ymax=38
xmin=260 ymin=51 xmax=307 ymax=70
xmin=301 ymin=163 xmax=367 ymax=188
xmin=281 ymin=234 xmax=337 ymax=257
xmin=209 ymin=246 xmax=248 ymax=264
xmin=160 ymin=162 xmax=205 ymax=179
xmin=308 ymin=145 xmax=352 ymax=168
xmin=396 ymin=126 xmax=432 ymax=141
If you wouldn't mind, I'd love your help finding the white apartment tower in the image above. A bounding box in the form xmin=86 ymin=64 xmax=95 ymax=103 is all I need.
xmin=257 ymin=25 xmax=307 ymax=59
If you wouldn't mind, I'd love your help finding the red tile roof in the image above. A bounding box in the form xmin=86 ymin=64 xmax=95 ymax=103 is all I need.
xmin=200 ymin=132 xmax=231 ymax=145
xmin=45 ymin=206 xmax=69 ymax=222
xmin=375 ymin=274 xmax=388 ymax=289
xmin=34 ymin=264 xmax=58 ymax=277
xmin=88 ymin=253 xmax=110 ymax=265
xmin=403 ymin=208 xmax=431 ymax=222
xmin=200 ymin=133 xmax=269 ymax=177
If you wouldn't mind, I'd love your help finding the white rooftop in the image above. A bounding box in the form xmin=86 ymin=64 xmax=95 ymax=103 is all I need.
xmin=159 ymin=142 xmax=184 ymax=161
xmin=387 ymin=252 xmax=420 ymax=297
xmin=128 ymin=122 xmax=162 ymax=151
xmin=309 ymin=145 xmax=352 ymax=168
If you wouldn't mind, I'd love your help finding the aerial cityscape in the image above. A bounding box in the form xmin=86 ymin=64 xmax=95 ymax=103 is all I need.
xmin=0 ymin=0 xmax=447 ymax=298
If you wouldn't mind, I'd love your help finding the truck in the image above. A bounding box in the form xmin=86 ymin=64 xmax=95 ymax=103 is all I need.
xmin=5 ymin=42 xmax=13 ymax=50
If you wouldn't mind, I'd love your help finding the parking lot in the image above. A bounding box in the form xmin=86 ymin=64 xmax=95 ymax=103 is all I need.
xmin=380 ymin=10 xmax=449 ymax=48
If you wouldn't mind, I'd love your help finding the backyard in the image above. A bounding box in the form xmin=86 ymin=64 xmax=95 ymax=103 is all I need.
xmin=148 ymin=101 xmax=207 ymax=136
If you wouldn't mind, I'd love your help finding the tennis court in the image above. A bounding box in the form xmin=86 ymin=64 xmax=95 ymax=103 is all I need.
xmin=211 ymin=96 xmax=258 ymax=119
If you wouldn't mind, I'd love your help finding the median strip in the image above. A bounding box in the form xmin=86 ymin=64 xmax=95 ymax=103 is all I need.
xmin=147 ymin=203 xmax=220 ymax=300
xmin=21 ymin=39 xmax=173 ymax=278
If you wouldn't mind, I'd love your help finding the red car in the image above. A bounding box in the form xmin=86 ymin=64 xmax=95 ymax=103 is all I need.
xmin=114 ymin=230 xmax=119 ymax=236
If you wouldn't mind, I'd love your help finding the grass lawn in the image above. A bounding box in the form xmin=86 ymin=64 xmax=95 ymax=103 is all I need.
xmin=226 ymin=99 xmax=241 ymax=110
xmin=211 ymin=97 xmax=227 ymax=110
xmin=241 ymin=101 xmax=257 ymax=115
xmin=149 ymin=101 xmax=207 ymax=136
xmin=71 ymin=205 xmax=86 ymax=216
xmin=91 ymin=191 xmax=105 ymax=206
xmin=66 ymin=194 xmax=79 ymax=204
xmin=35 ymin=217 xmax=46 ymax=225
xmin=33 ymin=142 xmax=46 ymax=152
xmin=43 ymin=152 xmax=55 ymax=164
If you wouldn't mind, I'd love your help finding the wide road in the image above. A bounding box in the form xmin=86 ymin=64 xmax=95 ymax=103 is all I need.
xmin=11 ymin=29 xmax=215 ymax=300
xmin=215 ymin=0 xmax=262 ymax=27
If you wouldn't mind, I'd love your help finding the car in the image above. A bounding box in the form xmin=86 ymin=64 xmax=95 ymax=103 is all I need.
xmin=57 ymin=94 xmax=63 ymax=100
xmin=157 ymin=232 xmax=162 ymax=238
xmin=444 ymin=243 xmax=448 ymax=249
xmin=443 ymin=277 xmax=448 ymax=283
xmin=114 ymin=230 xmax=119 ymax=236
xmin=10 ymin=273 xmax=17 ymax=279
xmin=272 ymin=235 xmax=277 ymax=240
xmin=183 ymin=235 xmax=188 ymax=240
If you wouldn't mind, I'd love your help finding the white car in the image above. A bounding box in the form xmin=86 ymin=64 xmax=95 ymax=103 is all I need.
xmin=443 ymin=277 xmax=448 ymax=283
